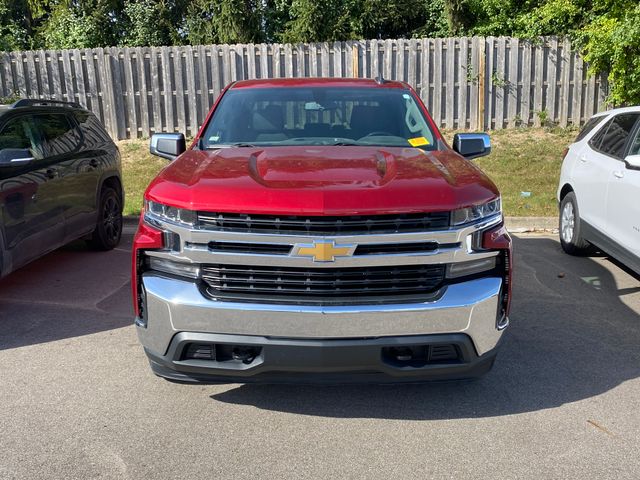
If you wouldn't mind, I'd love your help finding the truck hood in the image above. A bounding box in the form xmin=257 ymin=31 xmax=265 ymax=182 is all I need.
xmin=145 ymin=146 xmax=499 ymax=215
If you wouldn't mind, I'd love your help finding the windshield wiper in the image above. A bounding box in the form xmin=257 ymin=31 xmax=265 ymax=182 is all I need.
xmin=205 ymin=142 xmax=258 ymax=149
xmin=329 ymin=140 xmax=360 ymax=146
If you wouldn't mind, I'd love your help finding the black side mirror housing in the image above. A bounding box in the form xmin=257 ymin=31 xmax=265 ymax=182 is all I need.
xmin=452 ymin=133 xmax=491 ymax=160
xmin=0 ymin=148 xmax=35 ymax=166
xmin=150 ymin=133 xmax=186 ymax=161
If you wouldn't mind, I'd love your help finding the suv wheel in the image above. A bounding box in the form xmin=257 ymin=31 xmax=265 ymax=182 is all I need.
xmin=88 ymin=187 xmax=122 ymax=250
xmin=559 ymin=192 xmax=591 ymax=255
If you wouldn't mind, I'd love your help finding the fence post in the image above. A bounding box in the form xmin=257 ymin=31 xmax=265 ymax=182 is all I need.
xmin=352 ymin=43 xmax=359 ymax=78
xmin=478 ymin=40 xmax=486 ymax=131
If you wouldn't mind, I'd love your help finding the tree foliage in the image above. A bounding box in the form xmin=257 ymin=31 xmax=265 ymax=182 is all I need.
xmin=578 ymin=2 xmax=640 ymax=105
xmin=122 ymin=0 xmax=185 ymax=47
xmin=184 ymin=0 xmax=264 ymax=45
xmin=0 ymin=0 xmax=28 ymax=51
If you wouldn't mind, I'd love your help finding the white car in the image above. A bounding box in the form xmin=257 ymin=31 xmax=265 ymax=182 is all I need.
xmin=557 ymin=106 xmax=640 ymax=274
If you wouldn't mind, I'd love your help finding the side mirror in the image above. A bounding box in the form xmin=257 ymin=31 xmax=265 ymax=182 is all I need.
xmin=150 ymin=133 xmax=186 ymax=161
xmin=452 ymin=133 xmax=491 ymax=160
xmin=625 ymin=154 xmax=640 ymax=169
xmin=0 ymin=148 xmax=35 ymax=166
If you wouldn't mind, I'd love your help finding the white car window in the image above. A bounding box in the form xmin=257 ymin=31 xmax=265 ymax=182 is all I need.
xmin=575 ymin=116 xmax=606 ymax=142
xmin=589 ymin=113 xmax=639 ymax=160
xmin=629 ymin=127 xmax=640 ymax=156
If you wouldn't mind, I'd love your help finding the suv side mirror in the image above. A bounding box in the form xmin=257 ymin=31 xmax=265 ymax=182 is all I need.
xmin=0 ymin=148 xmax=35 ymax=166
xmin=452 ymin=133 xmax=491 ymax=159
xmin=150 ymin=133 xmax=186 ymax=161
xmin=625 ymin=154 xmax=640 ymax=169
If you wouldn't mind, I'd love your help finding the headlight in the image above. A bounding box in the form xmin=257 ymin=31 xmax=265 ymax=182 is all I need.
xmin=145 ymin=200 xmax=196 ymax=227
xmin=146 ymin=256 xmax=200 ymax=279
xmin=451 ymin=198 xmax=501 ymax=226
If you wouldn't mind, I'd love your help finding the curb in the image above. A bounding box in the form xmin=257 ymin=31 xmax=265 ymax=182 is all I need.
xmin=124 ymin=215 xmax=139 ymax=226
xmin=505 ymin=216 xmax=557 ymax=233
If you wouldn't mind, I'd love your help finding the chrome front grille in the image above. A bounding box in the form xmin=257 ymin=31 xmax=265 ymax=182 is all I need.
xmin=206 ymin=240 xmax=446 ymax=256
xmin=144 ymin=209 xmax=503 ymax=305
xmin=200 ymin=264 xmax=446 ymax=305
xmin=197 ymin=211 xmax=451 ymax=235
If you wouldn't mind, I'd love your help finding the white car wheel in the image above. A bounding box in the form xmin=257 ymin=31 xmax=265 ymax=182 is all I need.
xmin=561 ymin=201 xmax=575 ymax=243
xmin=559 ymin=191 xmax=591 ymax=255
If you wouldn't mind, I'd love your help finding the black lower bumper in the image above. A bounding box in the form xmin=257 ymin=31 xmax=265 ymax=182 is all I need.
xmin=145 ymin=332 xmax=499 ymax=384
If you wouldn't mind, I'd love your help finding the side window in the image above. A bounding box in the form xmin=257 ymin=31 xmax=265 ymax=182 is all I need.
xmin=628 ymin=127 xmax=640 ymax=157
xmin=32 ymin=113 xmax=80 ymax=158
xmin=590 ymin=113 xmax=639 ymax=159
xmin=0 ymin=116 xmax=43 ymax=165
xmin=73 ymin=111 xmax=111 ymax=144
xmin=0 ymin=117 xmax=35 ymax=151
xmin=575 ymin=116 xmax=606 ymax=142
xmin=589 ymin=118 xmax=611 ymax=151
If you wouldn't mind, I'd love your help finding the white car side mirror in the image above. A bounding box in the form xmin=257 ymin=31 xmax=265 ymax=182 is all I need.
xmin=625 ymin=154 xmax=640 ymax=169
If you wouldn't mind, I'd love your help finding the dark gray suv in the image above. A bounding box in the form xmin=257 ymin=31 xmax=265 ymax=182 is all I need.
xmin=0 ymin=99 xmax=123 ymax=277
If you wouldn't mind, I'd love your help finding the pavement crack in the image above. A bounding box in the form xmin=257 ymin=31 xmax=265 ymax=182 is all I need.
xmin=587 ymin=419 xmax=616 ymax=437
xmin=0 ymin=297 xmax=102 ymax=313
xmin=93 ymin=277 xmax=131 ymax=311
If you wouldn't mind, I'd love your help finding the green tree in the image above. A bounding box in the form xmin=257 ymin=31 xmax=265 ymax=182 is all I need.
xmin=122 ymin=0 xmax=185 ymax=47
xmin=263 ymin=0 xmax=292 ymax=42
xmin=412 ymin=0 xmax=450 ymax=38
xmin=265 ymin=0 xmax=449 ymax=42
xmin=578 ymin=2 xmax=640 ymax=105
xmin=34 ymin=0 xmax=125 ymax=49
xmin=354 ymin=0 xmax=447 ymax=39
xmin=281 ymin=0 xmax=353 ymax=43
xmin=184 ymin=0 xmax=264 ymax=45
xmin=0 ymin=0 xmax=29 ymax=51
xmin=443 ymin=0 xmax=472 ymax=35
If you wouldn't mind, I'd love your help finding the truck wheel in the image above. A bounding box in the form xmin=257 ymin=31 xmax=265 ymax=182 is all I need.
xmin=559 ymin=192 xmax=591 ymax=255
xmin=88 ymin=186 xmax=122 ymax=251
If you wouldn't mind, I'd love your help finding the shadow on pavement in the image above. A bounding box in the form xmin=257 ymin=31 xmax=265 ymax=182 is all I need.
xmin=211 ymin=235 xmax=640 ymax=419
xmin=0 ymin=235 xmax=133 ymax=350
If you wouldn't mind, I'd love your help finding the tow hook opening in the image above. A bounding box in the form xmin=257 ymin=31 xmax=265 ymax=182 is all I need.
xmin=231 ymin=346 xmax=261 ymax=364
xmin=382 ymin=344 xmax=461 ymax=368
xmin=182 ymin=343 xmax=262 ymax=365
xmin=497 ymin=312 xmax=509 ymax=330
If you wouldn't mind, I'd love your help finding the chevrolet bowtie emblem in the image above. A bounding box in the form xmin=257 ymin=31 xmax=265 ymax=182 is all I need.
xmin=292 ymin=240 xmax=356 ymax=262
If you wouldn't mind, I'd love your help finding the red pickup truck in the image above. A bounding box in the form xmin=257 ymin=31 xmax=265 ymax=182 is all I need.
xmin=133 ymin=78 xmax=512 ymax=383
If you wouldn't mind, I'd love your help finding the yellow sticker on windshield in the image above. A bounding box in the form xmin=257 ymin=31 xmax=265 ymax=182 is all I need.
xmin=408 ymin=137 xmax=430 ymax=147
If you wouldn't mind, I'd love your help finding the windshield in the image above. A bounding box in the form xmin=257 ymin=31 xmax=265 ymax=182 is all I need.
xmin=202 ymin=87 xmax=437 ymax=150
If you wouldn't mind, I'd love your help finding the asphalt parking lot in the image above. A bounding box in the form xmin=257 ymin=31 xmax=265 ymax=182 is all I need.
xmin=1 ymin=230 xmax=640 ymax=479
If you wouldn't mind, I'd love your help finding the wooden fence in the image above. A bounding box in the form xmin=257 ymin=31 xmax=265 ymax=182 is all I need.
xmin=0 ymin=37 xmax=608 ymax=140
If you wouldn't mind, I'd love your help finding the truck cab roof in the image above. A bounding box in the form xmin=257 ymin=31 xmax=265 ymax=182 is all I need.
xmin=229 ymin=77 xmax=410 ymax=90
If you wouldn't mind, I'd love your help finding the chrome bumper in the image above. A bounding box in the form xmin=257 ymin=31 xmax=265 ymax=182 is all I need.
xmin=137 ymin=273 xmax=506 ymax=358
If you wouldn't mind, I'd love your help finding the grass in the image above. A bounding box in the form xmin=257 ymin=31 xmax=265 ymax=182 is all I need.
xmin=119 ymin=139 xmax=168 ymax=215
xmin=118 ymin=127 xmax=576 ymax=217
xmin=473 ymin=127 xmax=576 ymax=217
